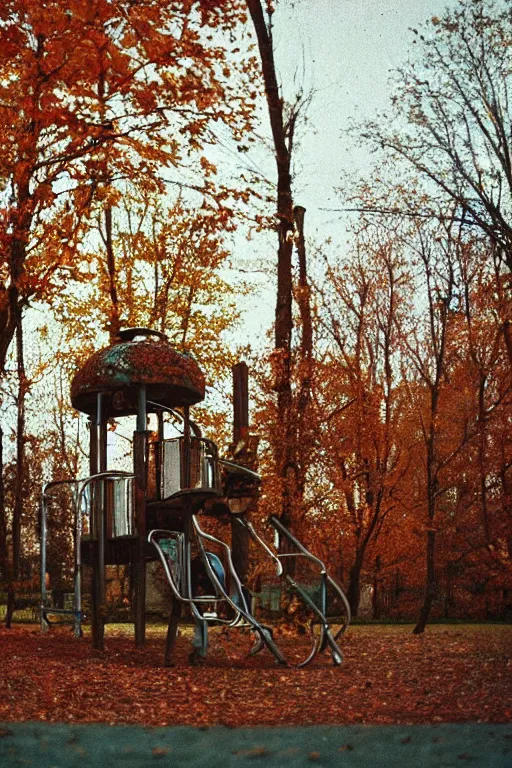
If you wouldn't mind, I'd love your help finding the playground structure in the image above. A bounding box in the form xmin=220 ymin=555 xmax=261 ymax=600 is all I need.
xmin=40 ymin=328 xmax=350 ymax=666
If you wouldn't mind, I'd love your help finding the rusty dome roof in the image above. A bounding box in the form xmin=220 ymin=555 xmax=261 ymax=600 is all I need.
xmin=70 ymin=329 xmax=205 ymax=417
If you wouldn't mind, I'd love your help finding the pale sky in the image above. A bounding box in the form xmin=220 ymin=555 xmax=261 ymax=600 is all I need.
xmin=237 ymin=0 xmax=459 ymax=341
xmin=274 ymin=0 xmax=457 ymax=218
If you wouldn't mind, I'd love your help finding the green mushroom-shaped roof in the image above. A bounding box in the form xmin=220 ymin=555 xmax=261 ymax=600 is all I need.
xmin=70 ymin=329 xmax=205 ymax=417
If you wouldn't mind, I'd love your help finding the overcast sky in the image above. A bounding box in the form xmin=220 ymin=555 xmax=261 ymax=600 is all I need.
xmin=236 ymin=0 xmax=459 ymax=342
xmin=272 ymin=0 xmax=458 ymax=224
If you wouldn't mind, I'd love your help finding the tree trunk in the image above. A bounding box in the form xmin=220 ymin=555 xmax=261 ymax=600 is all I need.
xmin=372 ymin=555 xmax=382 ymax=620
xmin=477 ymin=377 xmax=490 ymax=545
xmin=0 ymin=288 xmax=19 ymax=376
xmin=444 ymin=562 xmax=455 ymax=619
xmin=293 ymin=205 xmax=313 ymax=517
xmin=0 ymin=427 xmax=6 ymax=582
xmin=13 ymin=318 xmax=26 ymax=582
xmin=411 ymin=256 xmax=449 ymax=634
xmin=347 ymin=548 xmax=366 ymax=618
xmin=6 ymin=316 xmax=27 ymax=627
xmin=413 ymin=403 xmax=439 ymax=634
xmin=502 ymin=319 xmax=512 ymax=366
xmin=0 ymin=210 xmax=32 ymax=373
xmin=104 ymin=205 xmax=121 ymax=342
xmin=413 ymin=529 xmax=436 ymax=634
xmin=246 ymin=0 xmax=295 ymax=536
xmin=294 ymin=207 xmax=313 ymax=368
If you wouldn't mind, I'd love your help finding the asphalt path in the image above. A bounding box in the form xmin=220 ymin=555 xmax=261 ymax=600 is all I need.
xmin=1 ymin=723 xmax=511 ymax=767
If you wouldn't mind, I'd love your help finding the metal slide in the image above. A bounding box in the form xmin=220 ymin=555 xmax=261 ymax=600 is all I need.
xmin=234 ymin=513 xmax=351 ymax=667
xmin=149 ymin=524 xmax=287 ymax=665
xmin=149 ymin=510 xmax=350 ymax=667
xmin=220 ymin=458 xmax=351 ymax=666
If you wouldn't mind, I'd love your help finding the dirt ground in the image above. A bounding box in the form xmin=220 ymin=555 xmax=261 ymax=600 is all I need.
xmin=0 ymin=623 xmax=510 ymax=727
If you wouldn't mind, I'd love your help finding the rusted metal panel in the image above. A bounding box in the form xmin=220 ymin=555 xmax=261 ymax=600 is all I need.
xmin=71 ymin=339 xmax=205 ymax=416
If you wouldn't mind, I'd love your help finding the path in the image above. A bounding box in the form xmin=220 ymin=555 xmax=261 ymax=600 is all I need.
xmin=1 ymin=723 xmax=511 ymax=767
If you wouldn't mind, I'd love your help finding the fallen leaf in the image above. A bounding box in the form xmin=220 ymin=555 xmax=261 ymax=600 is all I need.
xmin=152 ymin=747 xmax=170 ymax=758
xmin=233 ymin=747 xmax=271 ymax=758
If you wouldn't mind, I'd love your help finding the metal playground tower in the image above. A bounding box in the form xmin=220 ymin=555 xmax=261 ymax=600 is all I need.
xmin=40 ymin=328 xmax=350 ymax=666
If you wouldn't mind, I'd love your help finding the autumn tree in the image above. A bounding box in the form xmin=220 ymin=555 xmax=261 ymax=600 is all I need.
xmin=360 ymin=0 xmax=512 ymax=348
xmin=457 ymin=239 xmax=508 ymax=546
xmin=348 ymin=0 xmax=512 ymax=615
xmin=436 ymin=239 xmax=512 ymax=617
xmin=47 ymin=191 xmax=245 ymax=393
xmin=245 ymin=0 xmax=314 ymax=545
xmin=332 ymin=161 xmax=512 ymax=620
xmin=387 ymin=210 xmax=509 ymax=630
xmin=0 ymin=427 xmax=6 ymax=583
xmin=0 ymin=0 xmax=256 ymax=370
xmin=5 ymin=320 xmax=28 ymax=626
xmin=311 ymin=234 xmax=410 ymax=615
xmin=25 ymin=189 xmax=247 ymax=583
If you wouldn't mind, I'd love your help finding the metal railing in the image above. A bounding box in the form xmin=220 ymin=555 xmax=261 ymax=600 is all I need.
xmin=40 ymin=472 xmax=135 ymax=637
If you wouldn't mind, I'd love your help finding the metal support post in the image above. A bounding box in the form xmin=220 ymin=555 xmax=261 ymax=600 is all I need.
xmin=91 ymin=394 xmax=105 ymax=650
xmin=40 ymin=495 xmax=49 ymax=633
xmin=231 ymin=362 xmax=251 ymax=583
xmin=134 ymin=384 xmax=147 ymax=647
xmin=73 ymin=483 xmax=82 ymax=638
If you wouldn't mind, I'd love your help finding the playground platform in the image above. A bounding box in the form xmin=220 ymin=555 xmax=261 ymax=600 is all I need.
xmin=1 ymin=723 xmax=511 ymax=767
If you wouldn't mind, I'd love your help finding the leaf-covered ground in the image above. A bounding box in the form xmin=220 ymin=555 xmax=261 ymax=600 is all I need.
xmin=0 ymin=624 xmax=510 ymax=727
